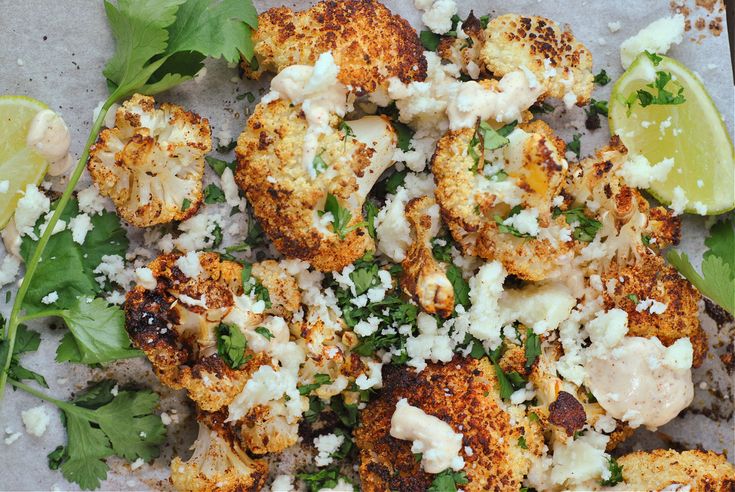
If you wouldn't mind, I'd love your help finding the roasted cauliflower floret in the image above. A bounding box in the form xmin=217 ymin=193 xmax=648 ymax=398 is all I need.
xmin=170 ymin=420 xmax=268 ymax=492
xmin=88 ymin=94 xmax=211 ymax=227
xmin=355 ymin=357 xmax=543 ymax=491
xmin=600 ymin=252 xmax=706 ymax=367
xmin=124 ymin=252 xmax=300 ymax=412
xmin=480 ymin=14 xmax=594 ymax=105
xmin=432 ymin=120 xmax=573 ymax=280
xmin=242 ymin=0 xmax=426 ymax=93
xmin=616 ymin=449 xmax=735 ymax=492
xmin=400 ymin=196 xmax=454 ymax=318
xmin=235 ymin=97 xmax=397 ymax=272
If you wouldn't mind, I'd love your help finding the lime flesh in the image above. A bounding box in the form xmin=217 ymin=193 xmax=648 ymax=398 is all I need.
xmin=609 ymin=54 xmax=735 ymax=214
xmin=0 ymin=95 xmax=50 ymax=229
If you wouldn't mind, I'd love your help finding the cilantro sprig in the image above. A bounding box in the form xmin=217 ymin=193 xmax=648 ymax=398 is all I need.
xmin=428 ymin=469 xmax=469 ymax=492
xmin=667 ymin=219 xmax=734 ymax=315
xmin=0 ymin=0 xmax=258 ymax=397
xmin=10 ymin=378 xmax=166 ymax=490
xmin=319 ymin=193 xmax=367 ymax=240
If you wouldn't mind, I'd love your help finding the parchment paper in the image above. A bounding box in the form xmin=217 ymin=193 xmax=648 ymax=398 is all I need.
xmin=0 ymin=0 xmax=732 ymax=490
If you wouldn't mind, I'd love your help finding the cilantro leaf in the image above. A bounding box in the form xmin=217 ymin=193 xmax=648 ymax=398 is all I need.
xmin=319 ymin=193 xmax=366 ymax=240
xmin=704 ymin=219 xmax=734 ymax=272
xmin=524 ymin=328 xmax=541 ymax=369
xmin=254 ymin=326 xmax=274 ymax=340
xmin=493 ymin=361 xmax=527 ymax=400
xmin=298 ymin=373 xmax=332 ymax=395
xmin=312 ymin=152 xmax=328 ymax=175
xmin=203 ymin=184 xmax=226 ymax=204
xmin=553 ymin=207 xmax=602 ymax=242
xmin=10 ymin=379 xmax=166 ymax=490
xmin=364 ymin=201 xmax=378 ymax=239
xmin=205 ymin=156 xmax=236 ymax=176
xmin=627 ymin=69 xmax=686 ymax=114
xmin=530 ymin=101 xmax=555 ymax=115
xmin=446 ymin=265 xmax=470 ymax=309
xmin=297 ymin=467 xmax=352 ymax=492
xmin=431 ymin=237 xmax=453 ymax=263
xmin=0 ymin=323 xmax=47 ymax=388
xmin=428 ymin=470 xmax=469 ymax=492
xmin=55 ymin=298 xmax=141 ymax=365
xmin=419 ymin=30 xmax=441 ymax=51
xmin=216 ymin=323 xmax=251 ymax=369
xmin=593 ymin=69 xmax=611 ymax=86
xmin=384 ymin=170 xmax=407 ymax=195
xmin=567 ymin=133 xmax=582 ymax=158
xmin=600 ymin=457 xmax=624 ymax=486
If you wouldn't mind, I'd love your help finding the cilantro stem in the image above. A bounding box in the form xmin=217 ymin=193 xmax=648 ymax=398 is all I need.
xmin=18 ymin=310 xmax=65 ymax=323
xmin=0 ymin=100 xmax=114 ymax=401
xmin=7 ymin=378 xmax=80 ymax=415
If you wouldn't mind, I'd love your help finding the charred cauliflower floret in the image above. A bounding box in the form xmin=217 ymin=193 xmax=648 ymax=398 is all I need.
xmin=88 ymin=94 xmax=211 ymax=227
xmin=432 ymin=120 xmax=573 ymax=280
xmin=561 ymin=137 xmax=684 ymax=273
xmin=235 ymin=97 xmax=397 ymax=271
xmin=242 ymin=0 xmax=426 ymax=93
xmin=124 ymin=252 xmax=300 ymax=412
xmin=400 ymin=196 xmax=454 ymax=318
xmin=616 ymin=449 xmax=735 ymax=492
xmin=601 ymin=251 xmax=706 ymax=367
xmin=480 ymin=14 xmax=594 ymax=105
xmin=355 ymin=357 xmax=543 ymax=491
xmin=170 ymin=419 xmax=268 ymax=492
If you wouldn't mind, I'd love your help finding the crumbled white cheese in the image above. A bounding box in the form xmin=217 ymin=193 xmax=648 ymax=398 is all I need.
xmin=618 ymin=155 xmax=674 ymax=188
xmin=585 ymin=308 xmax=629 ymax=355
xmin=635 ymin=297 xmax=668 ymax=315
xmin=220 ymin=167 xmax=243 ymax=210
xmin=390 ymin=398 xmax=464 ymax=473
xmin=175 ymin=251 xmax=202 ymax=278
xmin=135 ymin=267 xmax=157 ymax=290
xmin=375 ymin=173 xmax=436 ymax=262
xmin=77 ymin=185 xmax=107 ymax=215
xmin=502 ymin=208 xmax=540 ymax=237
xmin=354 ymin=315 xmax=381 ymax=337
xmin=669 ymin=185 xmax=688 ymax=215
xmin=620 ymin=15 xmax=685 ymax=69
xmin=466 ymin=262 xmax=506 ymax=348
xmin=130 ymin=457 xmax=145 ymax=470
xmin=415 ymin=0 xmax=458 ymax=35
xmin=14 ymin=185 xmax=50 ymax=238
xmin=313 ymin=433 xmax=345 ymax=467
xmin=500 ymin=282 xmax=576 ymax=335
xmin=692 ymin=201 xmax=708 ymax=215
xmin=68 ymin=213 xmax=93 ymax=245
xmin=355 ymin=360 xmax=383 ymax=390
xmin=41 ymin=291 xmax=59 ymax=305
xmin=94 ymin=254 xmax=133 ymax=288
xmin=269 ymin=475 xmax=294 ymax=492
xmin=550 ymin=430 xmax=611 ymax=486
xmin=608 ymin=21 xmax=622 ymax=32
xmin=318 ymin=479 xmax=354 ymax=492
xmin=0 ymin=181 xmax=9 ymax=193
xmin=406 ymin=312 xmax=454 ymax=371
xmin=175 ymin=209 xmax=225 ymax=252
xmin=21 ymin=405 xmax=51 ymax=437
xmin=0 ymin=254 xmax=21 ymax=289
xmin=4 ymin=429 xmax=22 ymax=445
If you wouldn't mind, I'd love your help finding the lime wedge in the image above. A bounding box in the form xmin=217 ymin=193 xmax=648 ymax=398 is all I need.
xmin=609 ymin=54 xmax=735 ymax=214
xmin=0 ymin=95 xmax=51 ymax=229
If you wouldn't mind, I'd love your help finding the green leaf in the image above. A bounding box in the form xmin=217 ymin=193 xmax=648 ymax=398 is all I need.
xmin=55 ymin=298 xmax=141 ymax=365
xmin=330 ymin=395 xmax=359 ymax=428
xmin=567 ymin=133 xmax=582 ymax=158
xmin=494 ymin=205 xmax=533 ymax=239
xmin=524 ymin=329 xmax=541 ymax=369
xmin=254 ymin=326 xmax=274 ymax=340
xmin=205 ymin=156 xmax=237 ymax=176
xmin=530 ymin=101 xmax=554 ymax=115
xmin=493 ymin=361 xmax=527 ymax=401
xmin=419 ymin=30 xmax=441 ymax=51
xmin=0 ymin=324 xmax=47 ymax=388
xmin=181 ymin=198 xmax=191 ymax=211
xmin=350 ymin=261 xmax=379 ymax=296
xmin=431 ymin=237 xmax=453 ymax=263
xmin=304 ymin=396 xmax=325 ymax=423
xmin=518 ymin=435 xmax=528 ymax=449
xmin=20 ymin=201 xmax=128 ymax=313
xmin=43 ymin=380 xmax=167 ymax=490
xmin=428 ymin=469 xmax=469 ymax=492
xmin=600 ymin=457 xmax=624 ymax=486
xmin=163 ymin=0 xmax=258 ymax=64
xmin=297 ymin=467 xmax=352 ymax=492
xmin=643 ymin=50 xmax=663 ymax=66
xmin=704 ymin=219 xmax=734 ymax=272
xmin=298 ymin=373 xmax=332 ymax=395
xmin=203 ymin=183 xmax=226 ymax=204
xmin=593 ymin=69 xmax=611 ymax=86
xmin=319 ymin=194 xmax=366 ymax=240
xmin=633 ymin=70 xmax=686 ymax=109
xmin=216 ymin=323 xmax=250 ymax=369
xmin=364 ymin=201 xmax=378 ymax=239
xmin=446 ymin=265 xmax=470 ymax=309
xmin=553 ymin=207 xmax=602 ymax=242
xmin=312 ymin=152 xmax=328 ymax=175
xmin=384 ymin=170 xmax=407 ymax=195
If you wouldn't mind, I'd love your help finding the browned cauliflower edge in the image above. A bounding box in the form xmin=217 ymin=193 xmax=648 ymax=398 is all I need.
xmin=242 ymin=0 xmax=427 ymax=94
xmin=87 ymin=94 xmax=211 ymax=227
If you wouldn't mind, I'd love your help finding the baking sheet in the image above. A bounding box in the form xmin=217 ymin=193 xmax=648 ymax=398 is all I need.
xmin=0 ymin=0 xmax=733 ymax=490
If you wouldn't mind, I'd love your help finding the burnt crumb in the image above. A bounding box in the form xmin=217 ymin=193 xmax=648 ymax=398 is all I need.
xmin=548 ymin=391 xmax=586 ymax=436
xmin=704 ymin=298 xmax=734 ymax=326
xmin=720 ymin=342 xmax=734 ymax=374
xmin=585 ymin=111 xmax=601 ymax=130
